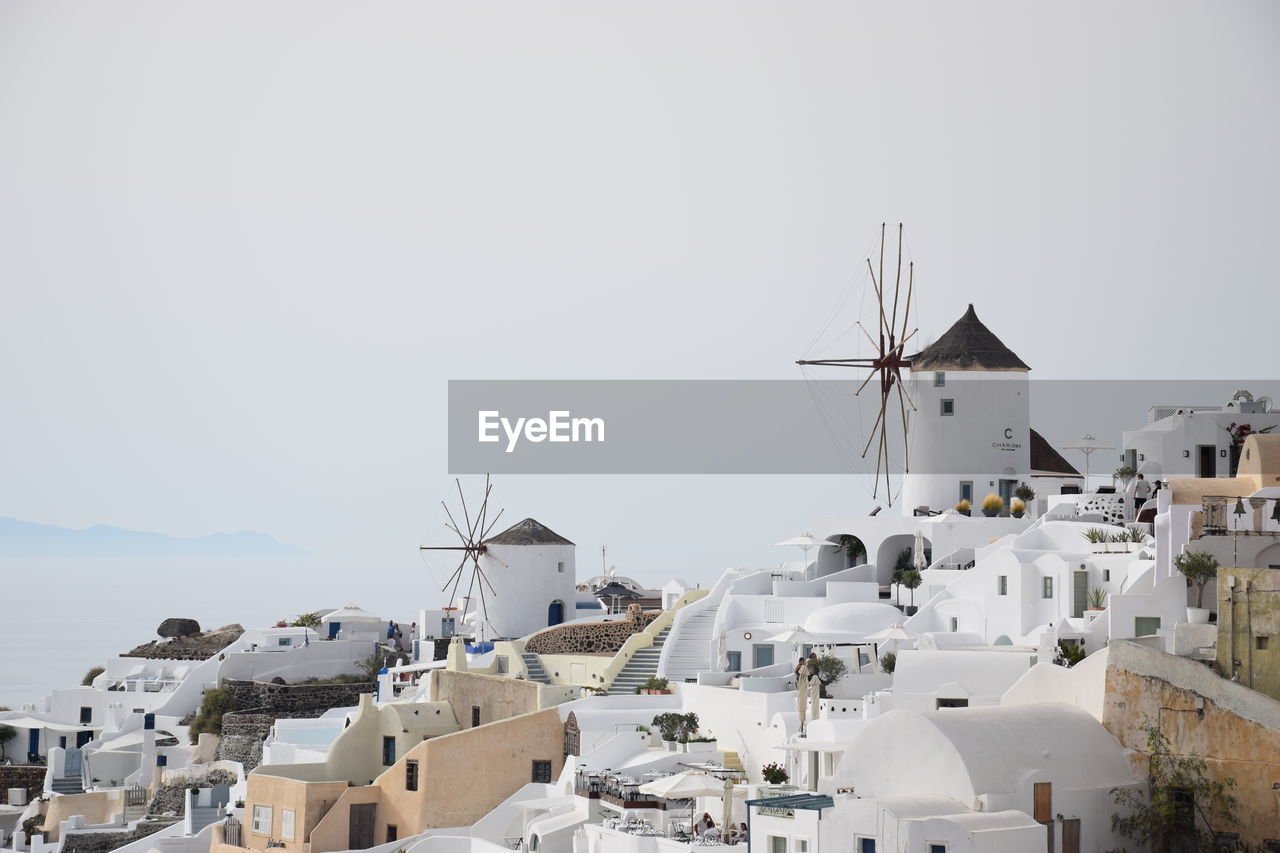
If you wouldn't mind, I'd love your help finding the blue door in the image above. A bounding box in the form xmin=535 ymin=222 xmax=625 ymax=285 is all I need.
xmin=77 ymin=730 xmax=92 ymax=748
xmin=548 ymin=601 xmax=564 ymax=626
xmin=328 ymin=621 xmax=341 ymax=639
xmin=65 ymin=747 xmax=82 ymax=776
xmin=27 ymin=729 xmax=39 ymax=760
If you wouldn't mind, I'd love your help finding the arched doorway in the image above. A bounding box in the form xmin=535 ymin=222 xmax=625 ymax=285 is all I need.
xmin=547 ymin=600 xmax=565 ymax=626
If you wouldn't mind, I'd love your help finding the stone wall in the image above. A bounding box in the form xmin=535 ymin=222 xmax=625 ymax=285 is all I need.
xmin=60 ymin=819 xmax=176 ymax=853
xmin=221 ymin=679 xmax=373 ymax=714
xmin=213 ymin=711 xmax=275 ymax=771
xmin=524 ymin=606 xmax=658 ymax=655
xmin=0 ymin=766 xmax=46 ymax=804
xmin=1103 ymin=640 xmax=1280 ymax=848
xmin=146 ymin=769 xmax=238 ymax=817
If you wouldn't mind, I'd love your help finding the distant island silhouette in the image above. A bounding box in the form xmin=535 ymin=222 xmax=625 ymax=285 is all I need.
xmin=0 ymin=516 xmax=311 ymax=557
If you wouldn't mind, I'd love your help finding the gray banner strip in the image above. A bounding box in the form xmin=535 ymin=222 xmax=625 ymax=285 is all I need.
xmin=448 ymin=379 xmax=1280 ymax=475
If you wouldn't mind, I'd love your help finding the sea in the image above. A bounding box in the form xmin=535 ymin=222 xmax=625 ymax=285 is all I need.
xmin=0 ymin=558 xmax=432 ymax=708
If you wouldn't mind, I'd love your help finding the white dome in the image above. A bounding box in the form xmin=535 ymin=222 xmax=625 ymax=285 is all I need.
xmin=803 ymin=602 xmax=905 ymax=637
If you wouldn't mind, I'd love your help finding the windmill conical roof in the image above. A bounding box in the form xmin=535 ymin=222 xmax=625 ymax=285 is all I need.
xmin=484 ymin=517 xmax=574 ymax=546
xmin=909 ymin=304 xmax=1030 ymax=372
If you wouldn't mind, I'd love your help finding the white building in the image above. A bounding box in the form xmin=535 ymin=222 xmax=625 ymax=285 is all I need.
xmin=477 ymin=518 xmax=577 ymax=641
xmin=1123 ymin=388 xmax=1279 ymax=482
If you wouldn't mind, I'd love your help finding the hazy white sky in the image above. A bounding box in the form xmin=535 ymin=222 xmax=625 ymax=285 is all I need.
xmin=2 ymin=1 xmax=1278 ymax=589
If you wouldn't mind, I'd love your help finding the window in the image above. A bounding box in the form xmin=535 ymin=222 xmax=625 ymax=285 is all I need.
xmin=382 ymin=736 xmax=396 ymax=766
xmin=472 ymin=706 xmax=481 ymax=727
xmin=936 ymin=698 xmax=968 ymax=709
xmin=1134 ymin=617 xmax=1161 ymax=637
xmin=858 ymin=839 xmax=877 ymax=853
xmin=753 ymin=644 xmax=775 ymax=668
xmin=940 ymin=399 xmax=955 ymax=416
xmin=386 ymin=825 xmax=398 ymax=843
xmin=768 ymin=837 xmax=787 ymax=853
xmin=1103 ymin=568 xmax=1110 ymax=582
xmin=280 ymin=809 xmax=295 ymax=842
xmin=277 ymin=636 xmax=292 ymax=646
xmin=930 ymin=846 xmax=947 ymax=853
xmin=405 ymin=760 xmax=419 ymax=791
xmin=557 ymin=561 xmax=565 ymax=573
xmin=1042 ymin=577 xmax=1054 ymax=599
xmin=79 ymin=707 xmax=92 ymax=725
xmin=532 ymin=760 xmax=553 ymax=783
xmin=726 ymin=651 xmax=742 ymax=672
xmin=934 ymin=372 xmax=945 ymax=387
xmin=1033 ymin=782 xmax=1052 ymax=823
xmin=960 ymin=481 xmax=973 ymax=504
xmin=251 ymin=805 xmax=273 ymax=835
xmin=997 ymin=575 xmax=1008 ymax=596
xmin=1257 ymin=636 xmax=1270 ymax=651
xmin=949 ymin=617 xmax=959 ymax=632
xmin=796 ymin=840 xmax=809 ymax=852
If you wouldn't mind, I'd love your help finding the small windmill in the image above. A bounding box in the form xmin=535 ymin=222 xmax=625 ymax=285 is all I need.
xmin=419 ymin=475 xmax=506 ymax=639
xmin=797 ymin=223 xmax=917 ymax=504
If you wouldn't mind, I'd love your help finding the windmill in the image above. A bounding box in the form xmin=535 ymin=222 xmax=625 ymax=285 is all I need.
xmin=797 ymin=223 xmax=917 ymax=504
xmin=419 ymin=475 xmax=506 ymax=640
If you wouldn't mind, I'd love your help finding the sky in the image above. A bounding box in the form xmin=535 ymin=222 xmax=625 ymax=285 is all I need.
xmin=2 ymin=1 xmax=1279 ymax=594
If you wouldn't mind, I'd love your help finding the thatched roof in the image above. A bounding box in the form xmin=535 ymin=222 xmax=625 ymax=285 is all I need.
xmin=1030 ymin=429 xmax=1082 ymax=478
xmin=484 ymin=518 xmax=574 ymax=546
xmin=909 ymin=304 xmax=1030 ymax=372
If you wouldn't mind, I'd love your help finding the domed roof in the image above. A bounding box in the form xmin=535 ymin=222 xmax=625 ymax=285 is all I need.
xmin=803 ymin=602 xmax=905 ymax=637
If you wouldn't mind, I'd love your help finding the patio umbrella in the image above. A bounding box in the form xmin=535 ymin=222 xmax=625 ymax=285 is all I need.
xmin=717 ymin=631 xmax=729 ymax=672
xmin=913 ymin=529 xmax=927 ymax=571
xmin=764 ymin=626 xmax=831 ymax=646
xmin=720 ymin=777 xmax=746 ymax=838
xmin=637 ymin=770 xmax=726 ymax=800
xmin=862 ymin=623 xmax=920 ymax=656
xmin=775 ymin=532 xmax=824 ymax=571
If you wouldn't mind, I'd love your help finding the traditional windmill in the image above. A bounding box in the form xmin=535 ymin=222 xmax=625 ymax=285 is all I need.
xmin=797 ymin=223 xmax=918 ymax=504
xmin=419 ymin=475 xmax=506 ymax=640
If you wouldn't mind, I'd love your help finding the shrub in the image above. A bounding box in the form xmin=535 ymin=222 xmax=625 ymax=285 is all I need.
xmin=1088 ymin=588 xmax=1108 ymax=609
xmin=1011 ymin=498 xmax=1026 ymax=514
xmin=188 ymin=688 xmax=237 ymax=744
xmin=955 ymin=499 xmax=971 ymax=512
xmin=1014 ymin=482 xmax=1036 ymax=502
xmin=651 ymin=713 xmax=682 ymax=742
xmin=290 ymin=612 xmax=323 ymax=629
xmin=880 ymin=652 xmax=896 ymax=674
xmin=1173 ymin=551 xmax=1219 ymax=609
xmin=1055 ymin=641 xmax=1086 ymax=668
xmin=642 ymin=676 xmax=670 ymax=691
xmin=0 ymin=724 xmax=15 ymax=762
xmin=82 ymin=666 xmax=104 ymax=687
xmin=981 ymin=493 xmax=1004 ymax=512
xmin=833 ymin=534 xmax=865 ymax=560
xmin=1114 ymin=465 xmax=1137 ymax=485
xmin=1083 ymin=527 xmax=1111 ymax=544
xmin=815 ymin=655 xmax=848 ymax=692
xmin=901 ymin=569 xmax=923 ymax=606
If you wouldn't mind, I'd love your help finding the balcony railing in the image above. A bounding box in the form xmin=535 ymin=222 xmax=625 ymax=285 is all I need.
xmin=1199 ymin=495 xmax=1280 ymax=537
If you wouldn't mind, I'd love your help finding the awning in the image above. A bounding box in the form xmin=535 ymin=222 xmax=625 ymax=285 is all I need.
xmin=0 ymin=716 xmax=103 ymax=733
xmin=745 ymin=794 xmax=834 ymax=811
xmin=778 ymin=741 xmax=851 ymax=753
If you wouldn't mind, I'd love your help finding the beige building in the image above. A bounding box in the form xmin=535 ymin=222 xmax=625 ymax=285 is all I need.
xmin=221 ymin=671 xmax=570 ymax=853
xmin=1216 ymin=567 xmax=1280 ymax=702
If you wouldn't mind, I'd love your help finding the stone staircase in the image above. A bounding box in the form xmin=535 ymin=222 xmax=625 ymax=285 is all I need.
xmin=123 ymin=803 xmax=147 ymax=824
xmin=607 ymin=627 xmax=671 ymax=695
xmin=190 ymin=805 xmax=222 ymax=834
xmin=659 ymin=603 xmax=720 ymax=683
xmin=521 ymin=653 xmax=551 ymax=684
xmin=50 ymin=775 xmax=83 ymax=795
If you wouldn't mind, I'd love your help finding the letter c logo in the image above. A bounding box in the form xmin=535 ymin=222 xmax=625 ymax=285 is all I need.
xmin=1004 ymin=428 xmax=1013 ymax=439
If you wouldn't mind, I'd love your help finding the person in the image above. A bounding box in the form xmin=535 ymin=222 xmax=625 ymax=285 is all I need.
xmin=806 ymin=652 xmax=822 ymax=713
xmin=696 ymin=813 xmax=717 ymax=839
xmin=386 ymin=620 xmax=396 ymax=641
xmin=1134 ymin=473 xmax=1151 ymax=511
xmin=794 ymin=656 xmax=809 ymax=734
xmin=737 ymin=822 xmax=748 ymax=844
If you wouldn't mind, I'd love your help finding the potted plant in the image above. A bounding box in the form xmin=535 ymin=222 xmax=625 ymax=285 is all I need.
xmin=955 ymin=499 xmax=971 ymax=516
xmin=1010 ymin=498 xmax=1027 ymax=519
xmin=760 ymin=762 xmax=789 ymax=785
xmin=981 ymin=493 xmax=1004 ymax=518
xmin=1087 ymin=588 xmax=1107 ymax=611
xmin=1083 ymin=527 xmax=1112 ymax=552
xmin=1173 ymin=550 xmax=1219 ymax=624
xmin=901 ymin=569 xmax=923 ymax=616
xmin=676 ymin=713 xmax=700 ymax=750
xmin=879 ymin=651 xmax=896 ymax=674
xmin=813 ymin=654 xmax=849 ymax=699
xmin=651 ymin=713 xmax=681 ymax=749
xmin=641 ymin=676 xmax=670 ymax=695
xmin=1014 ymin=482 xmax=1036 ymax=503
xmin=761 ymin=762 xmax=789 ymax=785
xmin=686 ymin=735 xmax=718 ymax=753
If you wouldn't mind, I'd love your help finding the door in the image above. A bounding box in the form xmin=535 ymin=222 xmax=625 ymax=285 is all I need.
xmin=65 ymin=747 xmax=82 ymax=776
xmin=752 ymin=644 xmax=774 ymax=668
xmin=1072 ymin=571 xmax=1089 ymax=619
xmin=28 ymin=729 xmax=39 ymax=760
xmin=548 ymin=600 xmax=564 ymax=626
xmin=1061 ymin=818 xmax=1080 ymax=853
xmin=328 ymin=621 xmax=341 ymax=639
xmin=1198 ymin=445 xmax=1217 ymax=478
xmin=348 ymin=802 xmax=376 ymax=849
xmin=999 ymin=479 xmax=1017 ymax=511
xmin=76 ymin=730 xmax=93 ymax=748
